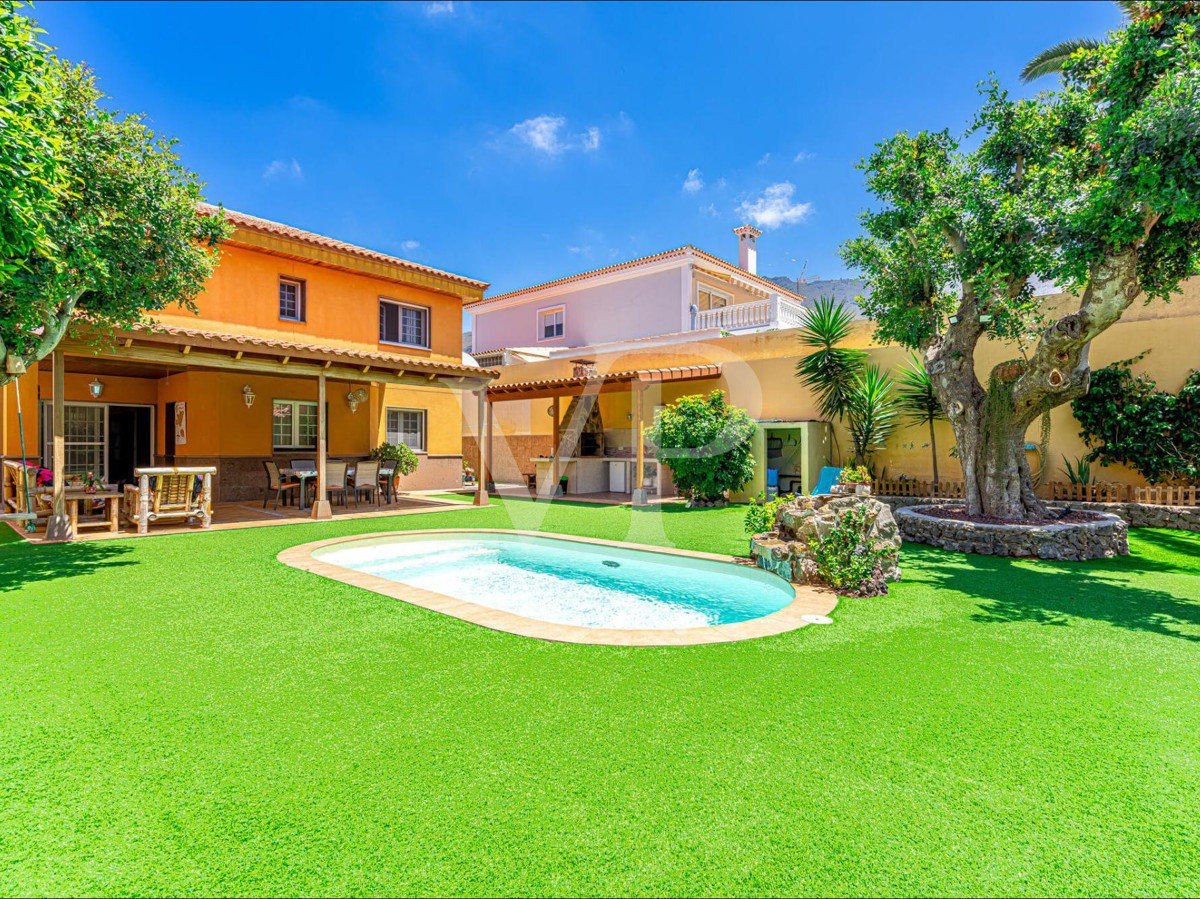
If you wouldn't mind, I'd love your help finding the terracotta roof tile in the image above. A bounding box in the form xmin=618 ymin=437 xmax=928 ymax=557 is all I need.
xmin=127 ymin=322 xmax=496 ymax=378
xmin=469 ymin=246 xmax=803 ymax=307
xmin=197 ymin=203 xmax=488 ymax=292
xmin=488 ymin=363 xmax=721 ymax=396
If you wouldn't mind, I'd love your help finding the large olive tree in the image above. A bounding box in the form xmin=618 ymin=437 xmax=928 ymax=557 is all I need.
xmin=843 ymin=3 xmax=1200 ymax=520
xmin=0 ymin=6 xmax=229 ymax=385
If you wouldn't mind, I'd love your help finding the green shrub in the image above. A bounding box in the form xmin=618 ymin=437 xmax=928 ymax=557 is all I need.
xmin=811 ymin=505 xmax=894 ymax=593
xmin=648 ymin=390 xmax=757 ymax=504
xmin=744 ymin=491 xmax=795 ymax=536
xmin=368 ymin=443 xmax=419 ymax=476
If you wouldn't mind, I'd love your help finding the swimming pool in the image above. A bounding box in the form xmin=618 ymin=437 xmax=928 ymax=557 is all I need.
xmin=311 ymin=531 xmax=795 ymax=631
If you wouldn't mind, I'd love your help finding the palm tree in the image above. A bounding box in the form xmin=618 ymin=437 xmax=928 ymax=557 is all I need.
xmin=1020 ymin=1 xmax=1138 ymax=83
xmin=794 ymin=297 xmax=867 ymax=462
xmin=895 ymin=353 xmax=946 ymax=490
xmin=845 ymin=364 xmax=898 ymax=468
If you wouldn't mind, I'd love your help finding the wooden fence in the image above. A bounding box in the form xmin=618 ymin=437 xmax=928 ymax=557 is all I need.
xmin=872 ymin=477 xmax=1200 ymax=507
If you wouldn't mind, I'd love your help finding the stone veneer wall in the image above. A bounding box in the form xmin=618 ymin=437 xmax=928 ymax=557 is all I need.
xmin=168 ymin=453 xmax=463 ymax=502
xmin=463 ymin=435 xmax=554 ymax=484
xmin=876 ymin=494 xmax=1200 ymax=533
xmin=893 ymin=506 xmax=1129 ymax=560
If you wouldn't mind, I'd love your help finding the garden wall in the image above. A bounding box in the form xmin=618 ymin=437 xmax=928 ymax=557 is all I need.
xmin=876 ymin=495 xmax=1200 ymax=533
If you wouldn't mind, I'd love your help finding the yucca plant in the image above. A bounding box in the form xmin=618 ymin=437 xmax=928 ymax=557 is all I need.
xmin=1020 ymin=0 xmax=1139 ymax=82
xmin=895 ymin=353 xmax=946 ymax=489
xmin=845 ymin=364 xmax=898 ymax=467
xmin=1062 ymin=455 xmax=1093 ymax=486
xmin=794 ymin=297 xmax=866 ymax=462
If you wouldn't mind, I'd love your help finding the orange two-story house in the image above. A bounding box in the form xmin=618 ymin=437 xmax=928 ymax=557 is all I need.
xmin=0 ymin=206 xmax=496 ymax=503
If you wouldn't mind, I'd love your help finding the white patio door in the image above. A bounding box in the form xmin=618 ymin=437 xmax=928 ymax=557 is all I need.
xmin=42 ymin=403 xmax=106 ymax=481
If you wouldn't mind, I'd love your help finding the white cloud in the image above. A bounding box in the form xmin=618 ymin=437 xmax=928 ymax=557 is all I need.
xmin=714 ymin=177 xmax=727 ymax=190
xmin=757 ymin=152 xmax=771 ymax=166
xmin=700 ymin=202 xmax=719 ymax=217
xmin=400 ymin=240 xmax=421 ymax=252
xmin=424 ymin=1 xmax=456 ymax=15
xmin=793 ymin=150 xmax=815 ymax=163
xmin=507 ymin=115 xmax=601 ymax=155
xmin=682 ymin=168 xmax=704 ymax=193
xmin=263 ymin=158 xmax=303 ymax=180
xmin=737 ymin=182 xmax=813 ymax=230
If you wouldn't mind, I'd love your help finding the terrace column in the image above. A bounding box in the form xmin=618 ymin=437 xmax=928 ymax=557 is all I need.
xmin=473 ymin=388 xmax=490 ymax=507
xmin=45 ymin=350 xmax=72 ymax=541
xmin=550 ymin=395 xmax=560 ymax=497
xmin=311 ymin=371 xmax=332 ymax=520
xmin=632 ymin=380 xmax=648 ymax=506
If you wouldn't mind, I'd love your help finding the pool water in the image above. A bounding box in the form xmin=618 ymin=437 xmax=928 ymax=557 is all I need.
xmin=314 ymin=532 xmax=794 ymax=630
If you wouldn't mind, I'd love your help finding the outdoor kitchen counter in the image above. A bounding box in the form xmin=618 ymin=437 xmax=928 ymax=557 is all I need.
xmin=531 ymin=456 xmax=660 ymax=497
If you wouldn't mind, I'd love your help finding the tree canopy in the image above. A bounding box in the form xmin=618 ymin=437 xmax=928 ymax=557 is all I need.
xmin=0 ymin=4 xmax=229 ymax=383
xmin=841 ymin=2 xmax=1200 ymax=518
xmin=648 ymin=390 xmax=757 ymax=504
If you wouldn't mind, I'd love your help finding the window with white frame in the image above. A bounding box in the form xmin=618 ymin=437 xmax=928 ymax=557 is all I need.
xmin=538 ymin=305 xmax=565 ymax=341
xmin=279 ymin=277 xmax=306 ymax=322
xmin=379 ymin=298 xmax=430 ymax=348
xmin=385 ymin=408 xmax=426 ymax=452
xmin=41 ymin=403 xmax=105 ymax=478
xmin=272 ymin=400 xmax=319 ymax=449
xmin=697 ymin=285 xmax=731 ymax=311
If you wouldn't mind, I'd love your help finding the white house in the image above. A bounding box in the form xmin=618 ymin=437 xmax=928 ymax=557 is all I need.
xmin=468 ymin=226 xmax=807 ymax=365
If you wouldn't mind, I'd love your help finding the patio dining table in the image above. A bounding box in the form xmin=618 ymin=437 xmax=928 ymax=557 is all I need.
xmin=283 ymin=465 xmax=379 ymax=510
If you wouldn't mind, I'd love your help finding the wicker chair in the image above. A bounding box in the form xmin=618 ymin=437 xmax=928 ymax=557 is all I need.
xmin=262 ymin=460 xmax=300 ymax=510
xmin=122 ymin=467 xmax=214 ymax=534
xmin=352 ymin=461 xmax=381 ymax=508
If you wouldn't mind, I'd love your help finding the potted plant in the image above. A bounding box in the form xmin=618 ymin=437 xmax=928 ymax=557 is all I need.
xmin=462 ymin=461 xmax=476 ymax=486
xmin=368 ymin=443 xmax=419 ymax=494
xmin=82 ymin=470 xmax=102 ymax=494
xmin=838 ymin=465 xmax=873 ymax=496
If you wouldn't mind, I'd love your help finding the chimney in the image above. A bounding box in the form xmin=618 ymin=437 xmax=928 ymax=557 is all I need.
xmin=733 ymin=224 xmax=762 ymax=275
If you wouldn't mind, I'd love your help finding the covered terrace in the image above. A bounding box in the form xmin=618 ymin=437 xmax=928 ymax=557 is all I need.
xmin=482 ymin=363 xmax=721 ymax=504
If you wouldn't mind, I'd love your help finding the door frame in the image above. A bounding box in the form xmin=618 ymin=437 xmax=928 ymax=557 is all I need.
xmin=40 ymin=400 xmax=157 ymax=484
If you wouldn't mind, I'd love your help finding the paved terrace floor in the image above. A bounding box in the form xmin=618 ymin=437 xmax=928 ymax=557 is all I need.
xmin=7 ymin=492 xmax=476 ymax=544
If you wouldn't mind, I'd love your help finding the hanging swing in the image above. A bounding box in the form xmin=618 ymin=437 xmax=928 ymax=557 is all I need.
xmin=1 ymin=378 xmax=38 ymax=532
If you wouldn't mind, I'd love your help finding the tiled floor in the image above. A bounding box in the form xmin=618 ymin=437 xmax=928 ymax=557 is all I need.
xmin=11 ymin=493 xmax=471 ymax=544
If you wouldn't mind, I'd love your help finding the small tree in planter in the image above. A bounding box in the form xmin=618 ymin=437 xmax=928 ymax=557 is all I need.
xmin=368 ymin=443 xmax=419 ymax=493
xmin=648 ymin=390 xmax=756 ymax=506
xmin=837 ymin=465 xmax=873 ymax=495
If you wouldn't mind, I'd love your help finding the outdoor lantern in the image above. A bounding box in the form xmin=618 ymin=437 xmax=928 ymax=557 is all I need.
xmin=242 ymin=384 xmax=256 ymax=408
xmin=346 ymin=387 xmax=368 ymax=413
xmin=88 ymin=378 xmax=104 ymax=399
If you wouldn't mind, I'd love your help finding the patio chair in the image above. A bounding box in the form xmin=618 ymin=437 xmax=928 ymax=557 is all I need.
xmin=811 ymin=466 xmax=843 ymax=496
xmin=289 ymin=458 xmax=316 ymax=473
xmin=123 ymin=466 xmax=215 ymax=534
xmin=377 ymin=460 xmax=397 ymax=504
xmin=324 ymin=462 xmax=349 ymax=507
xmin=352 ymin=461 xmax=381 ymax=508
xmin=262 ymin=460 xmax=301 ymax=510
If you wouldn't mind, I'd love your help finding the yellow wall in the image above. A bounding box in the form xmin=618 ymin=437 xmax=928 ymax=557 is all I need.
xmin=487 ymin=280 xmax=1200 ymax=489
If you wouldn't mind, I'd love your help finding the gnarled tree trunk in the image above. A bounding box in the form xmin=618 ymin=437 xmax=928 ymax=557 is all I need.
xmin=925 ymin=250 xmax=1143 ymax=521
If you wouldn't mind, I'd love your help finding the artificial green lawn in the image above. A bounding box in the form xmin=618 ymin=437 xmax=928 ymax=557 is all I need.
xmin=2 ymin=498 xmax=1199 ymax=896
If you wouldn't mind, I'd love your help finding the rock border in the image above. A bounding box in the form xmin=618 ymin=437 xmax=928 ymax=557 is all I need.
xmin=893 ymin=505 xmax=1129 ymax=560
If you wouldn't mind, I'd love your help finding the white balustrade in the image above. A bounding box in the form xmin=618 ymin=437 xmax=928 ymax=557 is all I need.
xmin=693 ymin=296 xmax=806 ymax=332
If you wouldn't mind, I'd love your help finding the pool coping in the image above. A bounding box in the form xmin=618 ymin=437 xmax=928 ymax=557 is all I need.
xmin=277 ymin=528 xmax=838 ymax=647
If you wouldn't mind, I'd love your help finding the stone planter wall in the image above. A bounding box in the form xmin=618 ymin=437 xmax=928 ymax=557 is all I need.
xmin=877 ymin=494 xmax=1200 ymax=534
xmin=749 ymin=494 xmax=902 ymax=587
xmin=893 ymin=505 xmax=1129 ymax=560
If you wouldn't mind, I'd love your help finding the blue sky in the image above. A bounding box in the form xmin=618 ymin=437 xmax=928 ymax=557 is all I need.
xmin=29 ymin=0 xmax=1122 ymax=307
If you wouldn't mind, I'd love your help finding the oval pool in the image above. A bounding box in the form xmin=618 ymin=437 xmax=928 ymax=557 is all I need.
xmin=311 ymin=531 xmax=796 ymax=631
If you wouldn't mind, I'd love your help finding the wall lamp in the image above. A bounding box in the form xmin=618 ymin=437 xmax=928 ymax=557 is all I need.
xmin=346 ymin=387 xmax=369 ymax=414
xmin=88 ymin=378 xmax=104 ymax=399
xmin=242 ymin=385 xmax=256 ymax=408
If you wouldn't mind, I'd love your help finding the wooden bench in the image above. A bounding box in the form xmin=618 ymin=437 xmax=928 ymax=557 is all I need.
xmin=122 ymin=467 xmax=216 ymax=534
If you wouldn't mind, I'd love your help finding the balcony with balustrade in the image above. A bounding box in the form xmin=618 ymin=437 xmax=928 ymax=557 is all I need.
xmin=692 ymin=295 xmax=807 ymax=333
